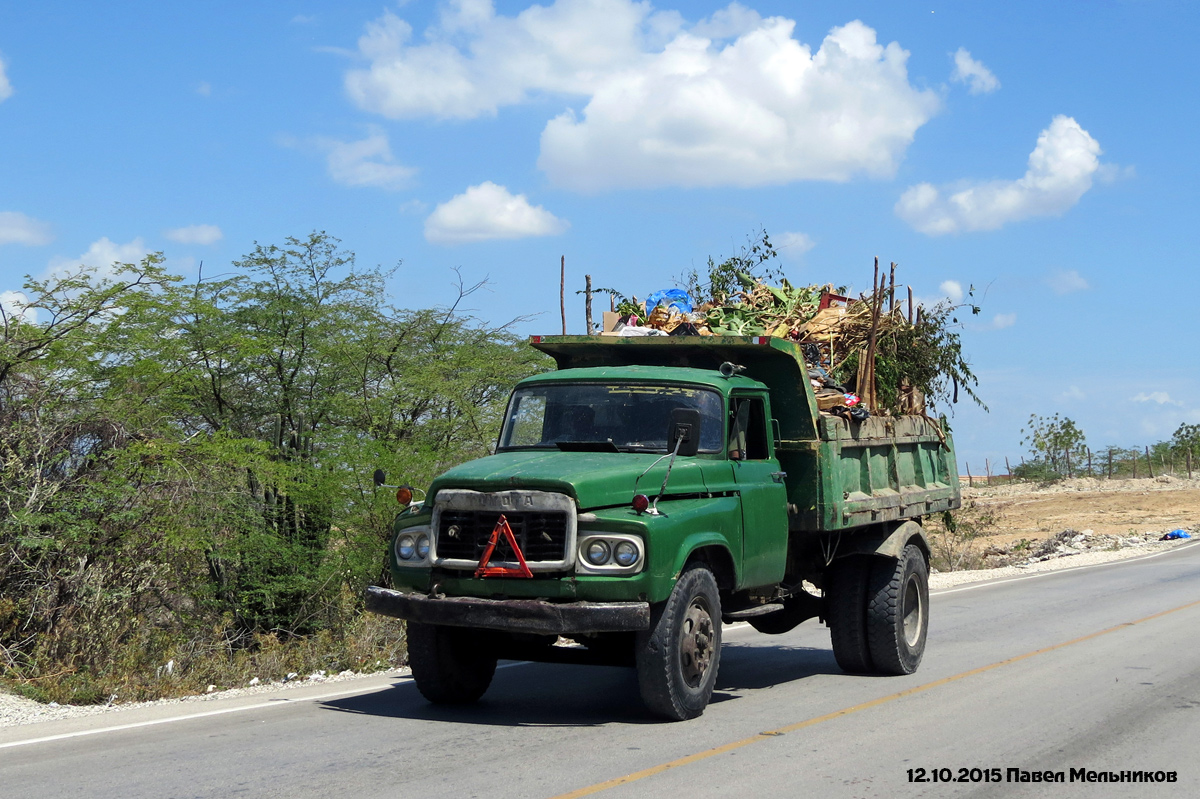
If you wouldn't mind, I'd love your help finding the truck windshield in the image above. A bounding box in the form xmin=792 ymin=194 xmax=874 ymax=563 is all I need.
xmin=498 ymin=383 xmax=724 ymax=453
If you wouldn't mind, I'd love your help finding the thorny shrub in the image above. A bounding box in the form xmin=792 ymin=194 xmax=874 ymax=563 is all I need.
xmin=926 ymin=501 xmax=1004 ymax=572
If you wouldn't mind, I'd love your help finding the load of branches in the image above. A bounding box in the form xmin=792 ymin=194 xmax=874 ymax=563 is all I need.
xmin=609 ymin=252 xmax=983 ymax=417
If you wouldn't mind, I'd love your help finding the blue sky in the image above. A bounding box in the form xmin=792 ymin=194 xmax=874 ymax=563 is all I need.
xmin=2 ymin=1 xmax=1197 ymax=469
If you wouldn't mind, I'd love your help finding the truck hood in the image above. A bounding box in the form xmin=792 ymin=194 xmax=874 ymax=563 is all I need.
xmin=429 ymin=450 xmax=720 ymax=511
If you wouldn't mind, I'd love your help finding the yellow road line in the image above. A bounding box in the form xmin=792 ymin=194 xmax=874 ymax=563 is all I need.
xmin=551 ymin=597 xmax=1200 ymax=799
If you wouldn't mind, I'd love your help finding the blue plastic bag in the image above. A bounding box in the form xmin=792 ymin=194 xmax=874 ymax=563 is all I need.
xmin=1162 ymin=529 xmax=1191 ymax=540
xmin=645 ymin=288 xmax=693 ymax=314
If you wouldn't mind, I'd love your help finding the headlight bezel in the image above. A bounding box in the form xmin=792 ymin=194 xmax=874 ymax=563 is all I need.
xmin=575 ymin=533 xmax=644 ymax=574
xmin=393 ymin=525 xmax=432 ymax=567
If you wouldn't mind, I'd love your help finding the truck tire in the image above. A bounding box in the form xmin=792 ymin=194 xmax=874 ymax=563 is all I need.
xmin=635 ymin=565 xmax=722 ymax=721
xmin=827 ymin=556 xmax=874 ymax=674
xmin=865 ymin=544 xmax=929 ymax=675
xmin=407 ymin=622 xmax=497 ymax=704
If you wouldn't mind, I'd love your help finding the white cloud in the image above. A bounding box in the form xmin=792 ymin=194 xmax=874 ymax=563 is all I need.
xmin=47 ymin=237 xmax=149 ymax=281
xmin=1 ymin=290 xmax=36 ymax=324
xmin=691 ymin=3 xmax=763 ymax=40
xmin=0 ymin=54 xmax=12 ymax=102
xmin=164 ymin=224 xmax=223 ymax=245
xmin=950 ymin=47 xmax=999 ymax=94
xmin=345 ymin=3 xmax=940 ymax=190
xmin=776 ymin=231 xmax=814 ymax=258
xmin=322 ymin=130 xmax=415 ymax=190
xmin=0 ymin=211 xmax=53 ymax=246
xmin=1059 ymin=385 xmax=1085 ymax=401
xmin=1132 ymin=391 xmax=1182 ymax=406
xmin=896 ymin=116 xmax=1104 ymax=235
xmin=345 ymin=0 xmax=661 ymax=120
xmin=424 ymin=181 xmax=568 ymax=244
xmin=940 ymin=280 xmax=964 ymax=303
xmin=989 ymin=312 xmax=1016 ymax=329
xmin=1047 ymin=268 xmax=1088 ymax=295
xmin=540 ymin=18 xmax=940 ymax=190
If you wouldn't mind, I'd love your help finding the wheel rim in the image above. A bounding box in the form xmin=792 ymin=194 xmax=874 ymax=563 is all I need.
xmin=901 ymin=574 xmax=924 ymax=648
xmin=680 ymin=598 xmax=715 ymax=687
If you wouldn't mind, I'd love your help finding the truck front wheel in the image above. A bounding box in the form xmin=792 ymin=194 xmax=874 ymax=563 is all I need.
xmin=636 ymin=565 xmax=722 ymax=721
xmin=407 ymin=622 xmax=498 ymax=704
xmin=866 ymin=543 xmax=929 ymax=674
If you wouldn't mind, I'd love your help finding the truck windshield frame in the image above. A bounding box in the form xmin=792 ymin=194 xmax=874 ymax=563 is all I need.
xmin=497 ymin=382 xmax=725 ymax=454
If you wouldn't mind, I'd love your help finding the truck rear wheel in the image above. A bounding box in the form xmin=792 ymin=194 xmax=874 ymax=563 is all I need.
xmin=827 ymin=556 xmax=874 ymax=674
xmin=866 ymin=543 xmax=929 ymax=674
xmin=407 ymin=622 xmax=497 ymax=704
xmin=636 ymin=565 xmax=722 ymax=721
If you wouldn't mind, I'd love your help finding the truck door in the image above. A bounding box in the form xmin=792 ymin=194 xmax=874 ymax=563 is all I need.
xmin=729 ymin=393 xmax=789 ymax=587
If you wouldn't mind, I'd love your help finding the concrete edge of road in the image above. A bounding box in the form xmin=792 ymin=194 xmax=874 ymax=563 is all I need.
xmin=929 ymin=538 xmax=1200 ymax=595
xmin=4 ymin=540 xmax=1198 ymax=750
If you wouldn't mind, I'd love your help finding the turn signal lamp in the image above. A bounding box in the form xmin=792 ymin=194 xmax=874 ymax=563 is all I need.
xmin=395 ymin=485 xmax=414 ymax=506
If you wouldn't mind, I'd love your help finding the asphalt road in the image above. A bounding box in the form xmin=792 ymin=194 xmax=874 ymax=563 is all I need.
xmin=3 ymin=542 xmax=1199 ymax=799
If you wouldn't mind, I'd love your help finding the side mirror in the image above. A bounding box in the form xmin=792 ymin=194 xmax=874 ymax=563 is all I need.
xmin=372 ymin=468 xmax=386 ymax=487
xmin=667 ymin=408 xmax=701 ymax=457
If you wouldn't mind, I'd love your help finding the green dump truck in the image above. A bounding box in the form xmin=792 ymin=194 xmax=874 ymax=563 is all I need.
xmin=366 ymin=335 xmax=960 ymax=720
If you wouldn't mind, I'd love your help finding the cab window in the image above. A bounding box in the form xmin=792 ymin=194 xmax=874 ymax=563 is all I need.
xmin=729 ymin=396 xmax=770 ymax=460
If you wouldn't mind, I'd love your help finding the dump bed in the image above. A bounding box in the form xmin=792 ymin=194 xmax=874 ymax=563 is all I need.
xmin=530 ymin=335 xmax=960 ymax=532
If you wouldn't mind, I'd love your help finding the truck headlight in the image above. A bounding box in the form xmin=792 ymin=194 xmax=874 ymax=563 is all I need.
xmin=397 ymin=534 xmax=416 ymax=560
xmin=585 ymin=540 xmax=611 ymax=566
xmin=614 ymin=540 xmax=639 ymax=567
xmin=416 ymin=534 xmax=430 ymax=560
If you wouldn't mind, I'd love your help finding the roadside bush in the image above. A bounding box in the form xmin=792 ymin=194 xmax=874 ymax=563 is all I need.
xmin=927 ymin=501 xmax=1003 ymax=572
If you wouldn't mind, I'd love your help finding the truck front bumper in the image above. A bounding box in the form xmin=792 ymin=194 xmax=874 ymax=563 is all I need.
xmin=365 ymin=585 xmax=651 ymax=635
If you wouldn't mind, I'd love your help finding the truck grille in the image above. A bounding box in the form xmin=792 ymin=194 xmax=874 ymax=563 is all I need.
xmin=436 ymin=511 xmax=569 ymax=563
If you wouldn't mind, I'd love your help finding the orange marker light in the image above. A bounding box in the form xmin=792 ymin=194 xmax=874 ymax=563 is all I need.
xmin=395 ymin=486 xmax=414 ymax=506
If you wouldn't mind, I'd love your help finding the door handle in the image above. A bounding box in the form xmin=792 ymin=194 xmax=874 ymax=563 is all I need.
xmin=771 ymin=471 xmax=787 ymax=483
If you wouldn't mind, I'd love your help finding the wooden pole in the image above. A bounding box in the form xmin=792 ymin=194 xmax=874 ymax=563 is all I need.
xmin=1065 ymin=448 xmax=1072 ymax=479
xmin=1086 ymin=446 xmax=1093 ymax=477
xmin=860 ymin=257 xmax=883 ymax=411
xmin=1005 ymin=456 xmax=1012 ymax=478
xmin=889 ymin=262 xmax=897 ymax=313
xmin=907 ymin=286 xmax=914 ymax=324
xmin=1188 ymin=450 xmax=1193 ymax=479
xmin=1107 ymin=449 xmax=1113 ymax=479
xmin=985 ymin=458 xmax=991 ymax=486
xmin=560 ymin=255 xmax=566 ymax=335
xmin=965 ymin=461 xmax=972 ymax=487
xmin=1146 ymin=446 xmax=1154 ymax=478
xmin=584 ymin=274 xmax=594 ymax=335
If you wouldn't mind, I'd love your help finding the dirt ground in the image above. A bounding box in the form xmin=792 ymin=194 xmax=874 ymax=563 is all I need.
xmin=960 ymin=475 xmax=1200 ymax=548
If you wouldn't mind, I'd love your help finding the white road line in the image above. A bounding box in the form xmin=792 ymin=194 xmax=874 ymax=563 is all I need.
xmin=0 ymin=661 xmax=535 ymax=750
xmin=0 ymin=679 xmax=410 ymax=751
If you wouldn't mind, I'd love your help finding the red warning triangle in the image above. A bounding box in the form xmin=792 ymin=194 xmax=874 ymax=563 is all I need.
xmin=474 ymin=514 xmax=534 ymax=578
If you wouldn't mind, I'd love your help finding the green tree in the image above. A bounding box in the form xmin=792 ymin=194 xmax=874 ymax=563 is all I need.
xmin=1 ymin=233 xmax=549 ymax=702
xmin=677 ymin=228 xmax=784 ymax=306
xmin=1020 ymin=413 xmax=1087 ymax=478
